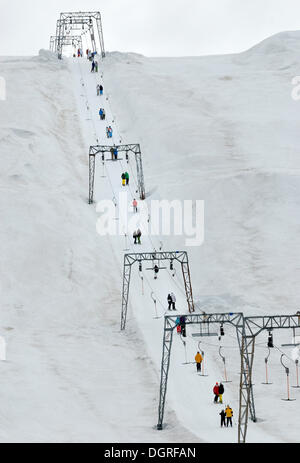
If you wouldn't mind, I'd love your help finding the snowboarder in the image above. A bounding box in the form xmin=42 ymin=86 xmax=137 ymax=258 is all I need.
xmin=133 ymin=199 xmax=138 ymax=213
xmin=136 ymin=228 xmax=142 ymax=244
xmin=121 ymin=173 xmax=126 ymax=187
xmin=195 ymin=351 xmax=203 ymax=373
xmin=167 ymin=294 xmax=172 ymax=311
xmin=225 ymin=405 xmax=233 ymax=427
xmin=213 ymin=382 xmax=219 ymax=403
xmin=218 ymin=382 xmax=224 ymax=404
xmin=125 ymin=172 xmax=129 ymax=185
xmin=220 ymin=410 xmax=226 ymax=428
xmin=170 ymin=292 xmax=176 ymax=310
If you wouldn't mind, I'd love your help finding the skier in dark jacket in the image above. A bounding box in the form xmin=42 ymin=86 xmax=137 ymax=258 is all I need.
xmin=218 ymin=383 xmax=224 ymax=404
xmin=220 ymin=410 xmax=226 ymax=427
xmin=136 ymin=229 xmax=142 ymax=244
xmin=180 ymin=316 xmax=186 ymax=337
xmin=167 ymin=294 xmax=172 ymax=310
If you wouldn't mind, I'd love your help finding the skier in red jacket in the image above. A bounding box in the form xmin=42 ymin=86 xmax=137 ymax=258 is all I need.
xmin=213 ymin=382 xmax=219 ymax=403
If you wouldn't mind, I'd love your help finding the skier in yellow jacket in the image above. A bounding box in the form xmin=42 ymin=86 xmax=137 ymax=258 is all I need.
xmin=225 ymin=405 xmax=233 ymax=427
xmin=195 ymin=351 xmax=203 ymax=373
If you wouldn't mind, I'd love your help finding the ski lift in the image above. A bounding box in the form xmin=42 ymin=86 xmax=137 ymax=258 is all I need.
xmin=280 ymin=354 xmax=296 ymax=401
xmin=170 ymin=260 xmax=176 ymax=278
xmin=281 ymin=327 xmax=300 ymax=347
xmin=219 ymin=346 xmax=232 ymax=383
xmin=292 ymin=359 xmax=300 ymax=389
xmin=138 ymin=262 xmax=144 ymax=295
xmin=261 ymin=347 xmax=272 ymax=385
xmin=218 ymin=324 xmax=225 ymax=340
xmin=192 ymin=314 xmax=218 ymax=337
xmin=151 ymin=292 xmax=160 ymax=319
xmin=181 ymin=333 xmax=188 ymax=365
xmin=146 ymin=261 xmax=167 ymax=279
xmin=267 ymin=331 xmax=274 ymax=348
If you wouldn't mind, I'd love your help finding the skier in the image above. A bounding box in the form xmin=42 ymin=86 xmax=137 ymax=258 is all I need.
xmin=195 ymin=351 xmax=203 ymax=373
xmin=77 ymin=48 xmax=81 ymax=58
xmin=99 ymin=85 xmax=103 ymax=96
xmin=167 ymin=294 xmax=172 ymax=311
xmin=133 ymin=230 xmax=138 ymax=245
xmin=95 ymin=61 xmax=99 ymax=73
xmin=220 ymin=410 xmax=226 ymax=428
xmin=218 ymin=382 xmax=224 ymax=404
xmin=121 ymin=173 xmax=126 ymax=187
xmin=175 ymin=316 xmax=181 ymax=334
xmin=225 ymin=405 xmax=233 ymax=427
xmin=97 ymin=84 xmax=100 ymax=96
xmin=110 ymin=147 xmax=114 ymax=160
xmin=213 ymin=382 xmax=219 ymax=403
xmin=136 ymin=228 xmax=142 ymax=244
xmin=99 ymin=108 xmax=104 ymax=120
xmin=106 ymin=127 xmax=111 ymax=139
xmin=102 ymin=109 xmax=106 ymax=121
xmin=86 ymin=49 xmax=89 ymax=57
xmin=133 ymin=199 xmax=138 ymax=213
xmin=91 ymin=60 xmax=95 ymax=72
xmin=113 ymin=147 xmax=118 ymax=160
xmin=170 ymin=292 xmax=176 ymax=310
xmin=125 ymin=172 xmax=130 ymax=185
xmin=180 ymin=316 xmax=186 ymax=337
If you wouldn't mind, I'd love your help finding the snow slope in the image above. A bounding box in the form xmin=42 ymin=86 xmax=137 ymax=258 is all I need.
xmin=1 ymin=30 xmax=300 ymax=443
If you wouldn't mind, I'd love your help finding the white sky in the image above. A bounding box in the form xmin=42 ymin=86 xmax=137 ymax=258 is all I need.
xmin=1 ymin=0 xmax=300 ymax=57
